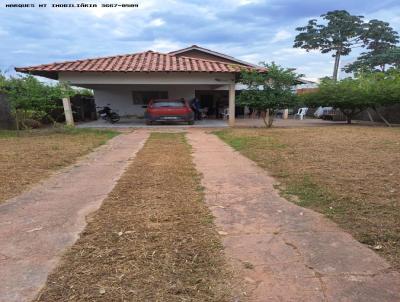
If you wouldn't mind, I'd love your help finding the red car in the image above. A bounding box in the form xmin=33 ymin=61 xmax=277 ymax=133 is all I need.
xmin=145 ymin=99 xmax=195 ymax=125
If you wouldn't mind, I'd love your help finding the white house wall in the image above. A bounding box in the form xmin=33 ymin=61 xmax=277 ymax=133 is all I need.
xmin=59 ymin=72 xmax=235 ymax=85
xmin=93 ymin=84 xmax=215 ymax=116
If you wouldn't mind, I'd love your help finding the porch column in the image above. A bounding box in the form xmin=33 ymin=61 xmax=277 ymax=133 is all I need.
xmin=228 ymin=83 xmax=235 ymax=127
xmin=62 ymin=94 xmax=74 ymax=126
xmin=60 ymin=82 xmax=74 ymax=126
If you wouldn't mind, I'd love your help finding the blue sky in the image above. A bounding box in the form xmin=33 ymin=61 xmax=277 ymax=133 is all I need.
xmin=1 ymin=0 xmax=400 ymax=80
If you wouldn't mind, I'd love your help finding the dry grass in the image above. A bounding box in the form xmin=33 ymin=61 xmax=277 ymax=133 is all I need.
xmin=0 ymin=128 xmax=118 ymax=203
xmin=34 ymin=132 xmax=234 ymax=302
xmin=216 ymin=126 xmax=400 ymax=269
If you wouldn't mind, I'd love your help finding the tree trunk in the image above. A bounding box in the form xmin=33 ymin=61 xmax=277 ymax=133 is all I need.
xmin=15 ymin=110 xmax=20 ymax=131
xmin=340 ymin=109 xmax=353 ymax=124
xmin=262 ymin=109 xmax=274 ymax=128
xmin=262 ymin=116 xmax=269 ymax=128
xmin=333 ymin=51 xmax=341 ymax=81
xmin=268 ymin=110 xmax=274 ymax=127
xmin=262 ymin=110 xmax=269 ymax=128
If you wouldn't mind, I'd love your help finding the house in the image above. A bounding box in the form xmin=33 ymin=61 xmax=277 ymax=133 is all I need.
xmin=15 ymin=45 xmax=264 ymax=126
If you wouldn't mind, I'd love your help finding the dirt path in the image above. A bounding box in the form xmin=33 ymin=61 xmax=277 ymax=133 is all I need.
xmin=0 ymin=130 xmax=148 ymax=302
xmin=187 ymin=130 xmax=400 ymax=302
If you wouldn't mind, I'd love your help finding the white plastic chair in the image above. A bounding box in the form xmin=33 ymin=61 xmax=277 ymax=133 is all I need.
xmin=222 ymin=108 xmax=229 ymax=120
xmin=200 ymin=107 xmax=209 ymax=119
xmin=294 ymin=107 xmax=308 ymax=120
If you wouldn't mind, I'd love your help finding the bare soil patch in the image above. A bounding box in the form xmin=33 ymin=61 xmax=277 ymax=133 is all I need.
xmin=0 ymin=128 xmax=118 ymax=203
xmin=34 ymin=132 xmax=234 ymax=302
xmin=216 ymin=126 xmax=400 ymax=269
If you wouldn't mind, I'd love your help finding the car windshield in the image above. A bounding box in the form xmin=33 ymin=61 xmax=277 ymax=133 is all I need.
xmin=152 ymin=100 xmax=185 ymax=108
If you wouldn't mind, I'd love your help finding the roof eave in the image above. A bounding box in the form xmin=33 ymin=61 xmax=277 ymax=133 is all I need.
xmin=15 ymin=68 xmax=59 ymax=80
xmin=14 ymin=69 xmax=247 ymax=76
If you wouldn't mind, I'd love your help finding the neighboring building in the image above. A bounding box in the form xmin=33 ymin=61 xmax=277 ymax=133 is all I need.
xmin=16 ymin=45 xmax=264 ymax=126
xmin=295 ymin=78 xmax=318 ymax=95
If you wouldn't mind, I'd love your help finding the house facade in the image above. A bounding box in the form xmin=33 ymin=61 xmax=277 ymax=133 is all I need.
xmin=16 ymin=45 xmax=264 ymax=126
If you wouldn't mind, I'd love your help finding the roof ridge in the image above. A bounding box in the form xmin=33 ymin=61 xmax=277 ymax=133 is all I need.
xmin=170 ymin=45 xmax=237 ymax=59
xmin=176 ymin=54 xmax=246 ymax=66
xmin=146 ymin=50 xmax=249 ymax=66
xmin=146 ymin=51 xmax=247 ymax=66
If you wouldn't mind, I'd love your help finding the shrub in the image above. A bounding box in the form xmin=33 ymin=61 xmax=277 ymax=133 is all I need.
xmin=0 ymin=73 xmax=77 ymax=129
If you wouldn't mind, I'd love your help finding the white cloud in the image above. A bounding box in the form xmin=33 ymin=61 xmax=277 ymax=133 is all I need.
xmin=149 ymin=18 xmax=165 ymax=27
xmin=12 ymin=49 xmax=33 ymax=54
xmin=271 ymin=30 xmax=292 ymax=43
xmin=112 ymin=28 xmax=128 ymax=38
xmin=272 ymin=47 xmax=307 ymax=56
xmin=148 ymin=39 xmax=183 ymax=52
xmin=239 ymin=53 xmax=263 ymax=64
xmin=237 ymin=0 xmax=263 ymax=6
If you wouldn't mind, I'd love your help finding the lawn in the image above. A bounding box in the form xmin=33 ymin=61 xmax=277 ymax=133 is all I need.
xmin=215 ymin=126 xmax=400 ymax=270
xmin=34 ymin=132 xmax=235 ymax=302
xmin=0 ymin=128 xmax=119 ymax=203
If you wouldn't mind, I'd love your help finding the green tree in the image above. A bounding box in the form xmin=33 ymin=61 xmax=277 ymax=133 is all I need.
xmin=345 ymin=20 xmax=399 ymax=73
xmin=299 ymin=78 xmax=370 ymax=124
xmin=344 ymin=48 xmax=400 ymax=73
xmin=361 ymin=20 xmax=399 ymax=55
xmin=294 ymin=10 xmax=364 ymax=81
xmin=299 ymin=72 xmax=400 ymax=125
xmin=237 ymin=62 xmax=301 ymax=128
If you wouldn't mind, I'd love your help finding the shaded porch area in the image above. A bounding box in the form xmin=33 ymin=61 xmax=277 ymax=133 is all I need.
xmin=58 ymin=71 xmax=238 ymax=127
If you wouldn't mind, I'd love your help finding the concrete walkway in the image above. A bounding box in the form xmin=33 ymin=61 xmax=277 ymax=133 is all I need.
xmin=0 ymin=130 xmax=149 ymax=302
xmin=187 ymin=130 xmax=400 ymax=302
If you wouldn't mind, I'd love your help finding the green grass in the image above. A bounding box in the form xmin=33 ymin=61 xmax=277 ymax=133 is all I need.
xmin=214 ymin=130 xmax=287 ymax=151
xmin=280 ymin=175 xmax=339 ymax=217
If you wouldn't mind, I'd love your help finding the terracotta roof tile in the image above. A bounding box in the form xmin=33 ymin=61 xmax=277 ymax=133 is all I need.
xmin=15 ymin=50 xmax=264 ymax=78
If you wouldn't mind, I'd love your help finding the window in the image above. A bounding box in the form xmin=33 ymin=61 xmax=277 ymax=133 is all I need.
xmin=152 ymin=100 xmax=185 ymax=108
xmin=132 ymin=91 xmax=168 ymax=105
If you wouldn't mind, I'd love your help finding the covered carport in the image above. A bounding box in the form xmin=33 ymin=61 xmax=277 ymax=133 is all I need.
xmin=59 ymin=71 xmax=237 ymax=126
